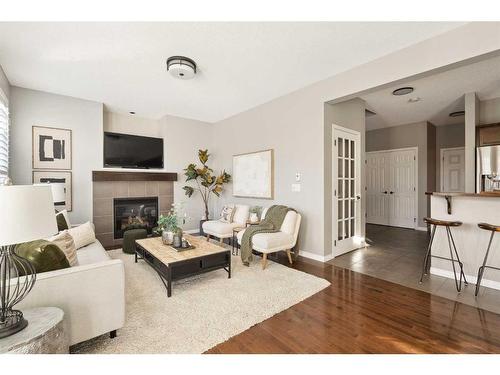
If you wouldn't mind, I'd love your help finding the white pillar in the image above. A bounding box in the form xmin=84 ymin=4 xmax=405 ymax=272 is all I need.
xmin=464 ymin=92 xmax=479 ymax=193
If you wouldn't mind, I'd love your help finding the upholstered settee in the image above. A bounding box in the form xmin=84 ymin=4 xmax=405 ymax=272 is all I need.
xmin=14 ymin=239 xmax=125 ymax=346
xmin=202 ymin=204 xmax=250 ymax=242
xmin=237 ymin=207 xmax=302 ymax=269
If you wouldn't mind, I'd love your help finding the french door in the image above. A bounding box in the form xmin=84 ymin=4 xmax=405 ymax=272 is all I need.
xmin=366 ymin=148 xmax=417 ymax=229
xmin=332 ymin=125 xmax=361 ymax=257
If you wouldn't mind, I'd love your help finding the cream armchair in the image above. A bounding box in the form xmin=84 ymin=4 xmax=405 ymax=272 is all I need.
xmin=237 ymin=208 xmax=302 ymax=269
xmin=202 ymin=204 xmax=250 ymax=243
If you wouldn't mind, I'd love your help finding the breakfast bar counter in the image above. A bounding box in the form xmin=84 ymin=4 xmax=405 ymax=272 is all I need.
xmin=426 ymin=192 xmax=500 ymax=290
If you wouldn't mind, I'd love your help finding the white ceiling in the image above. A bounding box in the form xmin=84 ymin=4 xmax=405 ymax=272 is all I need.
xmin=363 ymin=54 xmax=500 ymax=130
xmin=0 ymin=22 xmax=464 ymax=122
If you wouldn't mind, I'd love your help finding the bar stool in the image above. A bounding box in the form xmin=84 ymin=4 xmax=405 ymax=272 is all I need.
xmin=420 ymin=218 xmax=468 ymax=292
xmin=475 ymin=223 xmax=500 ymax=296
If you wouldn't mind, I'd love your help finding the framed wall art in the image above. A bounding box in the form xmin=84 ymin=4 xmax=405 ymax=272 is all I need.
xmin=233 ymin=149 xmax=274 ymax=199
xmin=32 ymin=126 xmax=72 ymax=170
xmin=33 ymin=171 xmax=73 ymax=211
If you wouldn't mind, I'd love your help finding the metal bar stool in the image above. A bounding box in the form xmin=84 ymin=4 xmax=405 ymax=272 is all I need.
xmin=419 ymin=218 xmax=468 ymax=292
xmin=475 ymin=223 xmax=500 ymax=296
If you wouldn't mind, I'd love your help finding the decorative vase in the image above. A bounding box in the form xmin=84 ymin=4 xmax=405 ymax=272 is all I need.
xmin=250 ymin=213 xmax=259 ymax=223
xmin=173 ymin=227 xmax=183 ymax=248
xmin=162 ymin=230 xmax=174 ymax=245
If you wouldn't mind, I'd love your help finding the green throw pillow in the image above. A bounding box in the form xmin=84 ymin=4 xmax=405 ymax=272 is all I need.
xmin=56 ymin=211 xmax=69 ymax=231
xmin=14 ymin=240 xmax=70 ymax=275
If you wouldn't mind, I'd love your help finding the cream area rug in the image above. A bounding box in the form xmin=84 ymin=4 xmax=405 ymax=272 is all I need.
xmin=71 ymin=244 xmax=330 ymax=354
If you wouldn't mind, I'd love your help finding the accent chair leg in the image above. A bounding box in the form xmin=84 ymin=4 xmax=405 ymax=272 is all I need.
xmin=220 ymin=237 xmax=224 ymax=244
xmin=110 ymin=330 xmax=117 ymax=339
xmin=286 ymin=249 xmax=293 ymax=265
xmin=206 ymin=234 xmax=210 ymax=242
xmin=262 ymin=253 xmax=268 ymax=270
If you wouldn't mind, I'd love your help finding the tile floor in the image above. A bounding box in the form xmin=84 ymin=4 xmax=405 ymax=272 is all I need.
xmin=329 ymin=224 xmax=500 ymax=314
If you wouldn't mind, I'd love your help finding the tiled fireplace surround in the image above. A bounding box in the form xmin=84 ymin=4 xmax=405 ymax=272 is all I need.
xmin=93 ymin=177 xmax=174 ymax=248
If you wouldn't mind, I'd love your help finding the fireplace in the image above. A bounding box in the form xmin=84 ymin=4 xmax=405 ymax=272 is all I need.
xmin=113 ymin=197 xmax=158 ymax=239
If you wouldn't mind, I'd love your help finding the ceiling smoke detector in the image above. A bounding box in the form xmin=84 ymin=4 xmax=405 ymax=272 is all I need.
xmin=166 ymin=56 xmax=197 ymax=79
xmin=449 ymin=111 xmax=465 ymax=117
xmin=392 ymin=87 xmax=414 ymax=96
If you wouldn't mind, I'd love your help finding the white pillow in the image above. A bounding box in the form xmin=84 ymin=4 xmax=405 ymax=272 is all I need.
xmin=48 ymin=230 xmax=79 ymax=266
xmin=219 ymin=204 xmax=235 ymax=223
xmin=68 ymin=222 xmax=96 ymax=249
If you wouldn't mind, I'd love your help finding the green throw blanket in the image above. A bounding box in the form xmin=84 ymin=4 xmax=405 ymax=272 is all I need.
xmin=240 ymin=205 xmax=294 ymax=266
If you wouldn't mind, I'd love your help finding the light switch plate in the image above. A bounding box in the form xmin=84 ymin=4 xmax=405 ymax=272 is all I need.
xmin=292 ymin=183 xmax=301 ymax=192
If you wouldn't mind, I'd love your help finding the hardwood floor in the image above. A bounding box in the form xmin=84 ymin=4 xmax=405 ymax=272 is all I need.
xmin=206 ymin=254 xmax=500 ymax=354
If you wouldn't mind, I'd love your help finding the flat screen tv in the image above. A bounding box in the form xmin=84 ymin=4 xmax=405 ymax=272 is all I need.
xmin=104 ymin=132 xmax=164 ymax=169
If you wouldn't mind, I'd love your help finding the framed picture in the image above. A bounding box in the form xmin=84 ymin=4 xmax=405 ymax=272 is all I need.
xmin=32 ymin=126 xmax=72 ymax=170
xmin=33 ymin=171 xmax=72 ymax=212
xmin=233 ymin=149 xmax=274 ymax=199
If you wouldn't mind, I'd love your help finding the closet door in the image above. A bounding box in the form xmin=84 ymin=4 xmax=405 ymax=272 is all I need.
xmin=366 ymin=152 xmax=389 ymax=225
xmin=388 ymin=149 xmax=416 ymax=228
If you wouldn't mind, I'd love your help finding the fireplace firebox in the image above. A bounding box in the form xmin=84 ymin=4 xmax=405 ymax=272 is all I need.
xmin=113 ymin=197 xmax=158 ymax=239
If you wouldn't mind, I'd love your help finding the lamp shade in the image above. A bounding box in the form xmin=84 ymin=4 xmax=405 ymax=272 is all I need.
xmin=0 ymin=185 xmax=58 ymax=246
xmin=34 ymin=182 xmax=65 ymax=205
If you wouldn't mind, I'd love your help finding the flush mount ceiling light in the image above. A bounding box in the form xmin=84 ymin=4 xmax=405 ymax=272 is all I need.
xmin=449 ymin=110 xmax=465 ymax=117
xmin=166 ymin=56 xmax=197 ymax=79
xmin=392 ymin=87 xmax=414 ymax=96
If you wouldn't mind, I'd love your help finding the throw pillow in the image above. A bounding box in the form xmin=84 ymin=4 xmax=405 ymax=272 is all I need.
xmin=14 ymin=240 xmax=70 ymax=275
xmin=68 ymin=222 xmax=96 ymax=249
xmin=56 ymin=210 xmax=71 ymax=231
xmin=48 ymin=230 xmax=79 ymax=266
xmin=219 ymin=204 xmax=235 ymax=223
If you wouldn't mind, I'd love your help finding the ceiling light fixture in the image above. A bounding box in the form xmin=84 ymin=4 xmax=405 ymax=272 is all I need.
xmin=166 ymin=56 xmax=197 ymax=79
xmin=449 ymin=111 xmax=465 ymax=117
xmin=392 ymin=87 xmax=414 ymax=96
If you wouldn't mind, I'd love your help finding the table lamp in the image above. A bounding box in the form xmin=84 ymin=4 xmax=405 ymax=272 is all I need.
xmin=0 ymin=185 xmax=58 ymax=338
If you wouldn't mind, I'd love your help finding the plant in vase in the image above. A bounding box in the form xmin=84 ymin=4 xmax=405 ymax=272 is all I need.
xmin=249 ymin=206 xmax=262 ymax=223
xmin=182 ymin=149 xmax=231 ymax=221
xmin=156 ymin=202 xmax=190 ymax=246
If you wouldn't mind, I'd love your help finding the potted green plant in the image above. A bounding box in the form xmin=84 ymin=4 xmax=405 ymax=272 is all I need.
xmin=183 ymin=150 xmax=231 ymax=233
xmin=249 ymin=206 xmax=262 ymax=223
xmin=156 ymin=203 xmax=189 ymax=245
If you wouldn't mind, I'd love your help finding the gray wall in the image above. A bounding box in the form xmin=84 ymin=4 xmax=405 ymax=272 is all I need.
xmin=435 ymin=123 xmax=464 ymax=190
xmin=104 ymin=111 xmax=213 ymax=231
xmin=324 ymin=99 xmax=366 ymax=256
xmin=366 ymin=121 xmax=432 ymax=227
xmin=9 ymin=87 xmax=104 ymax=224
xmin=0 ymin=64 xmax=9 ymax=101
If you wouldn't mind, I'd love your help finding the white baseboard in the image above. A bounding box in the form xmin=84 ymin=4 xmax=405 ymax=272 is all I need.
xmin=430 ymin=267 xmax=500 ymax=291
xmin=299 ymin=250 xmax=330 ymax=262
xmin=415 ymin=226 xmax=428 ymax=232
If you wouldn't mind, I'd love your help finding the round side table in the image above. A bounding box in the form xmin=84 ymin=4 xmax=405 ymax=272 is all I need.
xmin=0 ymin=307 xmax=68 ymax=354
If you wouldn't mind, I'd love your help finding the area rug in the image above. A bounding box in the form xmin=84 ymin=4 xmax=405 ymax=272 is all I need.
xmin=71 ymin=245 xmax=330 ymax=354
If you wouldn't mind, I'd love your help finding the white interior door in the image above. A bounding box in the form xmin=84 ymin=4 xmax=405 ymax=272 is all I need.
xmin=388 ymin=149 xmax=416 ymax=228
xmin=332 ymin=125 xmax=361 ymax=257
xmin=366 ymin=152 xmax=389 ymax=225
xmin=366 ymin=148 xmax=416 ymax=229
xmin=441 ymin=147 xmax=465 ymax=192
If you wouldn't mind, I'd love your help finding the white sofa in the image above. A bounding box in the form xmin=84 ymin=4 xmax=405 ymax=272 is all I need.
xmin=15 ymin=240 xmax=126 ymax=346
xmin=237 ymin=207 xmax=302 ymax=269
xmin=202 ymin=204 xmax=250 ymax=242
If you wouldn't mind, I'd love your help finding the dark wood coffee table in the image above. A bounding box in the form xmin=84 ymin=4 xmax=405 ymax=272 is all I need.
xmin=135 ymin=234 xmax=231 ymax=297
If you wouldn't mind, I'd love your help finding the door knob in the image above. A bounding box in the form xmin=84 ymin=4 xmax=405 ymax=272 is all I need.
xmin=390 ymin=191 xmax=394 ymax=194
xmin=356 ymin=195 xmax=361 ymax=200
xmin=383 ymin=191 xmax=388 ymax=194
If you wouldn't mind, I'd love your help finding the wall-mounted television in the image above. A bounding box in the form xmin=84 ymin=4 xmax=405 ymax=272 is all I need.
xmin=103 ymin=132 xmax=164 ymax=169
